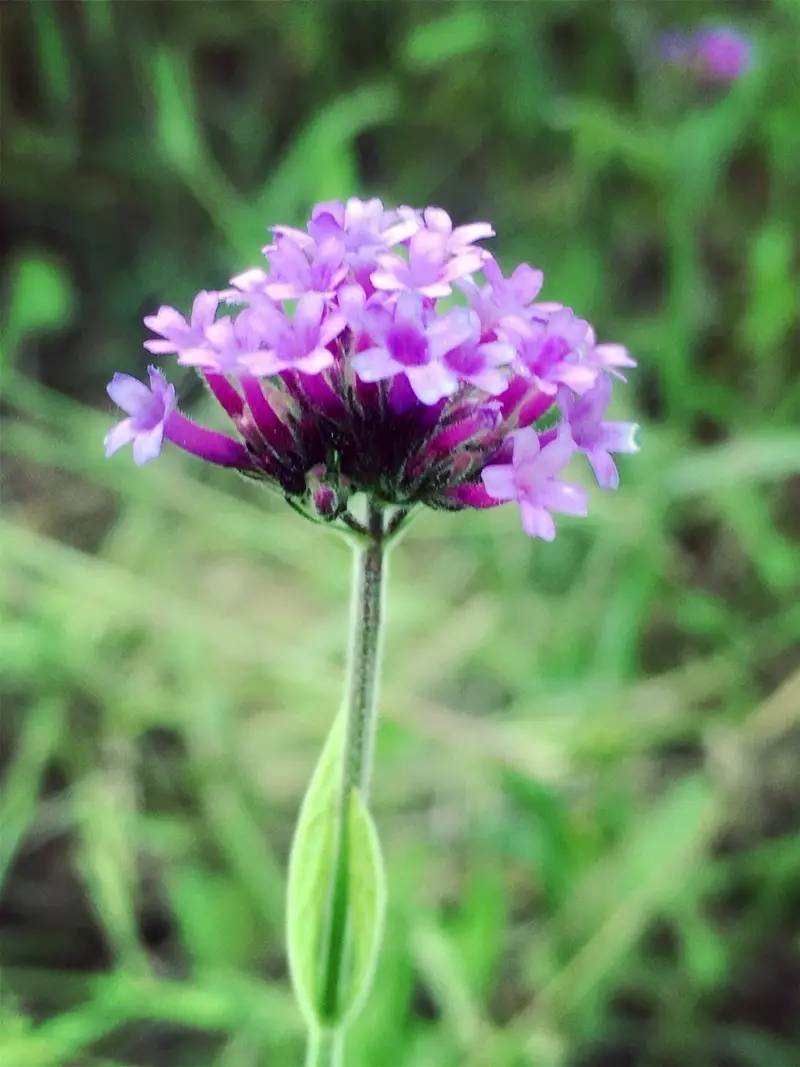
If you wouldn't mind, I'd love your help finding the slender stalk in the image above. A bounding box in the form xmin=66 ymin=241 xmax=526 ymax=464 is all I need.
xmin=306 ymin=500 xmax=387 ymax=1064
xmin=305 ymin=1027 xmax=343 ymax=1067
xmin=339 ymin=500 xmax=385 ymax=804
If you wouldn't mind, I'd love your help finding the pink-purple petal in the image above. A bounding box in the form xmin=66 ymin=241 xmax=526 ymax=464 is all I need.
xmin=587 ymin=449 xmax=619 ymax=489
xmin=351 ymin=347 xmax=403 ymax=382
xmin=520 ymin=502 xmax=556 ymax=540
xmin=107 ymin=373 xmax=152 ymax=415
xmin=481 ymin=465 xmax=516 ymax=501
xmin=104 ymin=418 xmax=136 ymax=457
xmin=406 ymin=362 xmax=459 ymax=405
xmin=132 ymin=424 xmax=165 ymax=466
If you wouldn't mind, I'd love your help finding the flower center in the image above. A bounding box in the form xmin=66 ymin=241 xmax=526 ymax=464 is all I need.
xmin=386 ymin=323 xmax=429 ymax=366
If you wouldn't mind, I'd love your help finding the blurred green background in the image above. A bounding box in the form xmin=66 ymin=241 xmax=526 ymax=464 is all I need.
xmin=2 ymin=2 xmax=800 ymax=1066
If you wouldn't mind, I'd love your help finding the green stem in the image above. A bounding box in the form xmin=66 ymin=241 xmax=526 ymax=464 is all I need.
xmin=339 ymin=501 xmax=385 ymax=804
xmin=308 ymin=500 xmax=387 ymax=1061
xmin=305 ymin=1026 xmax=343 ymax=1067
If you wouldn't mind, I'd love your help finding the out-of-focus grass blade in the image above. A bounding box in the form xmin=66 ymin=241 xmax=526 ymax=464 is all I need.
xmin=663 ymin=431 xmax=800 ymax=496
xmin=72 ymin=761 xmax=149 ymax=972
xmin=28 ymin=2 xmax=73 ymax=111
xmin=0 ymin=972 xmax=301 ymax=1066
xmin=0 ymin=698 xmax=65 ymax=890
xmin=516 ymin=775 xmax=716 ymax=1033
xmin=254 ymin=84 xmax=399 ymax=228
xmin=412 ymin=918 xmax=491 ymax=1051
xmin=401 ymin=8 xmax=493 ymax=70
xmin=1 ymin=252 xmax=75 ymax=378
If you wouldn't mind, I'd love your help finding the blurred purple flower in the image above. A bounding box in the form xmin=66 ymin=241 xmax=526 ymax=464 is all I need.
xmin=661 ymin=26 xmax=752 ymax=83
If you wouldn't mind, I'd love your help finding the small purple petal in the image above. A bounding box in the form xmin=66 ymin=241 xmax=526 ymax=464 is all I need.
xmin=294 ymin=348 xmax=335 ymax=375
xmin=482 ymin=465 xmax=516 ymax=501
xmin=587 ymin=449 xmax=619 ymax=490
xmin=520 ymin=502 xmax=556 ymax=541
xmin=104 ymin=418 xmax=135 ymax=457
xmin=407 ymin=363 xmax=459 ymax=405
xmin=132 ymin=424 xmax=165 ymax=466
xmin=351 ymin=347 xmax=404 ymax=383
xmin=107 ymin=373 xmax=152 ymax=416
xmin=601 ymin=421 xmax=640 ymax=454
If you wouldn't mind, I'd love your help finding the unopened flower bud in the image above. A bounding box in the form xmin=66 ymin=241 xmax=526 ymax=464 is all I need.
xmin=307 ymin=464 xmax=347 ymax=520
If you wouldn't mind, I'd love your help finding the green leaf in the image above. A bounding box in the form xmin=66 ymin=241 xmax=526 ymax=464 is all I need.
xmin=2 ymin=250 xmax=75 ymax=368
xmin=401 ymin=8 xmax=493 ymax=71
xmin=287 ymin=717 xmax=344 ymax=1024
xmin=343 ymin=787 xmax=386 ymax=1020
xmin=286 ymin=717 xmax=386 ymax=1026
xmin=170 ymin=866 xmax=260 ymax=970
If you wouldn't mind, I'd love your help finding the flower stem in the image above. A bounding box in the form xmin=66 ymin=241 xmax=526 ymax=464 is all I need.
xmin=308 ymin=500 xmax=387 ymax=1061
xmin=339 ymin=501 xmax=385 ymax=803
xmin=305 ymin=1026 xmax=343 ymax=1067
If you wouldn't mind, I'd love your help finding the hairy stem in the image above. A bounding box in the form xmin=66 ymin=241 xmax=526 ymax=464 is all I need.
xmin=307 ymin=501 xmax=387 ymax=1061
xmin=339 ymin=501 xmax=385 ymax=804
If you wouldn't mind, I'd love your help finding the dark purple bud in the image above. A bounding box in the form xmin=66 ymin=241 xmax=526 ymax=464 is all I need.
xmin=307 ymin=464 xmax=348 ymax=520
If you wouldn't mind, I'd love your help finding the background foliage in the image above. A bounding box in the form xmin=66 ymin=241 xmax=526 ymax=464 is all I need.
xmin=2 ymin=2 xmax=799 ymax=1065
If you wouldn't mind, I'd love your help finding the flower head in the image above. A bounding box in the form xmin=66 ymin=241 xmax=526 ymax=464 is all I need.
xmin=106 ymin=199 xmax=638 ymax=539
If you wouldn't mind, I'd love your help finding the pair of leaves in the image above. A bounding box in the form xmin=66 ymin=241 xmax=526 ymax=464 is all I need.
xmin=287 ymin=716 xmax=386 ymax=1028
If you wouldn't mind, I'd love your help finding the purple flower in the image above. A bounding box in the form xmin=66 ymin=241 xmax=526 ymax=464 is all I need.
xmin=350 ymin=293 xmax=467 ymax=404
xmin=440 ymin=329 xmax=516 ymax=396
xmin=107 ymin=200 xmax=638 ymax=540
xmin=104 ymin=366 xmax=176 ymax=465
xmin=270 ymin=200 xmax=420 ymax=294
xmin=421 ymin=207 xmax=494 ymax=257
xmin=307 ymin=198 xmax=418 ymax=251
xmin=586 ymin=337 xmax=637 ymax=381
xmin=481 ymin=428 xmax=588 ymax=540
xmin=371 ymin=230 xmax=485 ymax=299
xmin=105 ymin=366 xmax=254 ymax=470
xmin=460 ymin=256 xmax=544 ymax=335
xmin=241 ymin=294 xmax=346 ymax=376
xmin=144 ymin=290 xmax=218 ymax=359
xmin=261 ymin=234 xmax=348 ymax=301
xmin=275 ymin=198 xmax=417 ymax=254
xmin=181 ymin=309 xmax=263 ymax=373
xmin=559 ymin=375 xmax=639 ymax=489
xmin=510 ymin=308 xmax=598 ymax=395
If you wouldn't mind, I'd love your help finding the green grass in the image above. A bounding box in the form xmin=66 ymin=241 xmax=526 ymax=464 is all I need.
xmin=2 ymin=2 xmax=800 ymax=1065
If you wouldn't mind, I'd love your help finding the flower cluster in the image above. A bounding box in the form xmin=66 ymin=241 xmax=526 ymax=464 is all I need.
xmin=105 ymin=199 xmax=638 ymax=539
xmin=661 ymin=26 xmax=752 ymax=83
